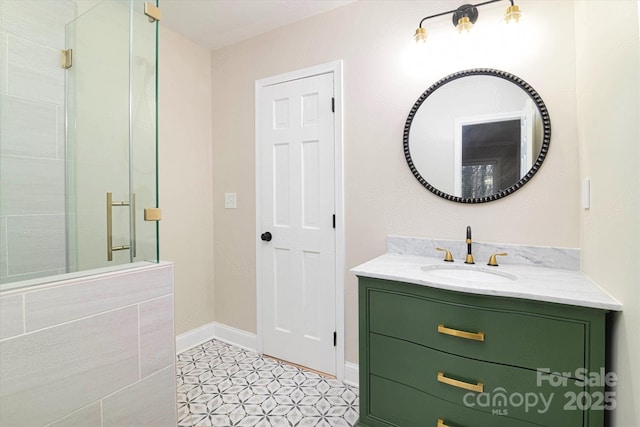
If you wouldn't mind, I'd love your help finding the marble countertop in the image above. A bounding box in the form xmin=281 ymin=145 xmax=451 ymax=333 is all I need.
xmin=351 ymin=252 xmax=622 ymax=311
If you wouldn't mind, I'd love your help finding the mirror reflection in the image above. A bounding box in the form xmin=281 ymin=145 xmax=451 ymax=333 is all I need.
xmin=404 ymin=69 xmax=550 ymax=203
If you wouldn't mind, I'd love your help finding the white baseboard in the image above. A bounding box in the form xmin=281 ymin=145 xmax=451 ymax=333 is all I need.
xmin=212 ymin=322 xmax=258 ymax=352
xmin=175 ymin=322 xmax=217 ymax=354
xmin=343 ymin=361 xmax=359 ymax=387
xmin=175 ymin=321 xmax=257 ymax=354
xmin=176 ymin=322 xmax=358 ymax=388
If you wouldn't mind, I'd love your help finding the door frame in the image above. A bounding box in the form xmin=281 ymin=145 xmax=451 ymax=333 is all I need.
xmin=255 ymin=60 xmax=345 ymax=379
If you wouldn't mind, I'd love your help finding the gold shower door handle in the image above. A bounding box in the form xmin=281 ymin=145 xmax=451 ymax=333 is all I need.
xmin=106 ymin=192 xmax=135 ymax=261
xmin=132 ymin=194 xmax=136 ymax=258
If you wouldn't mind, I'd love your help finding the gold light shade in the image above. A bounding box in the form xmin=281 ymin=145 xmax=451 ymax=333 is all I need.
xmin=504 ymin=4 xmax=522 ymax=23
xmin=414 ymin=27 xmax=427 ymax=43
xmin=456 ymin=16 xmax=473 ymax=33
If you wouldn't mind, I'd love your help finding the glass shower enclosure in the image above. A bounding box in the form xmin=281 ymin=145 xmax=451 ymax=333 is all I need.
xmin=0 ymin=0 xmax=159 ymax=288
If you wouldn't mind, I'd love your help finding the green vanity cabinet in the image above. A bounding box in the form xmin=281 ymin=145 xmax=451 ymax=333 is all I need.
xmin=357 ymin=276 xmax=610 ymax=427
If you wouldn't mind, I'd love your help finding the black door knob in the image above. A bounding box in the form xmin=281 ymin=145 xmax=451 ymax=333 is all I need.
xmin=260 ymin=232 xmax=272 ymax=242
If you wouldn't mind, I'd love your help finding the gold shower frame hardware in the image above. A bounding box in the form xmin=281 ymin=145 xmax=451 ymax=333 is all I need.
xmin=144 ymin=207 xmax=161 ymax=221
xmin=144 ymin=3 xmax=161 ymax=22
xmin=106 ymin=192 xmax=136 ymax=261
xmin=437 ymin=372 xmax=484 ymax=393
xmin=437 ymin=419 xmax=449 ymax=427
xmin=438 ymin=324 xmax=485 ymax=341
xmin=61 ymin=49 xmax=72 ymax=69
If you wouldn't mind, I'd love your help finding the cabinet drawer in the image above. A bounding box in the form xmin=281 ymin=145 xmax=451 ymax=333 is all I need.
xmin=369 ymin=333 xmax=583 ymax=426
xmin=369 ymin=288 xmax=585 ymax=373
xmin=366 ymin=374 xmax=539 ymax=427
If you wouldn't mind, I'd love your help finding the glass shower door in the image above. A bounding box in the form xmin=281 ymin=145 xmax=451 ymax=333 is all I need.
xmin=66 ymin=0 xmax=158 ymax=273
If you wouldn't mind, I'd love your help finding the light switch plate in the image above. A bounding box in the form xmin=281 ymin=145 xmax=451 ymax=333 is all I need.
xmin=583 ymin=178 xmax=590 ymax=209
xmin=224 ymin=193 xmax=237 ymax=209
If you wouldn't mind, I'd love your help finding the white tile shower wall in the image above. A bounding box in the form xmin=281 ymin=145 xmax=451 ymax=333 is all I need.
xmin=0 ymin=94 xmax=59 ymax=157
xmin=0 ymin=0 xmax=72 ymax=49
xmin=0 ymin=0 xmax=74 ymax=283
xmin=0 ymin=262 xmax=177 ymax=427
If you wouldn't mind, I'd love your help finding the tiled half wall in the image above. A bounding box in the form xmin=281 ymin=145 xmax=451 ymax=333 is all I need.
xmin=0 ymin=262 xmax=177 ymax=427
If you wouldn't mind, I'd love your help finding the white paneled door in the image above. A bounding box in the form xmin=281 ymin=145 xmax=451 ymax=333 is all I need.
xmin=258 ymin=72 xmax=336 ymax=375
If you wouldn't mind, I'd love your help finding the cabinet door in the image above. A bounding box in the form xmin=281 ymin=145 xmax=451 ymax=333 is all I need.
xmin=370 ymin=333 xmax=584 ymax=426
xmin=367 ymin=375 xmax=540 ymax=427
xmin=368 ymin=286 xmax=586 ymax=373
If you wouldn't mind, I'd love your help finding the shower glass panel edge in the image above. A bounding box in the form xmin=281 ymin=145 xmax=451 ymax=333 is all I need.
xmin=130 ymin=0 xmax=159 ymax=265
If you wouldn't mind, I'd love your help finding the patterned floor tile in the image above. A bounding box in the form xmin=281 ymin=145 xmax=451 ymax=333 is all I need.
xmin=177 ymin=339 xmax=359 ymax=427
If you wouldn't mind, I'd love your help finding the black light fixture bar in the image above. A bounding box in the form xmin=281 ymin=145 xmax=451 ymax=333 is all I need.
xmin=417 ymin=0 xmax=515 ymax=30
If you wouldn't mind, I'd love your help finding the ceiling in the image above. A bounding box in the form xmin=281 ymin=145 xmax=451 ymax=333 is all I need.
xmin=159 ymin=0 xmax=357 ymax=51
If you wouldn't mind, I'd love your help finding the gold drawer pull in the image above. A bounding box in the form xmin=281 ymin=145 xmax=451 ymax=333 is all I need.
xmin=437 ymin=419 xmax=449 ymax=427
xmin=438 ymin=324 xmax=485 ymax=341
xmin=437 ymin=372 xmax=484 ymax=393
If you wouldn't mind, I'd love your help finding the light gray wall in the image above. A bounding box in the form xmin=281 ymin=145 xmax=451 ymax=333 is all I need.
xmin=575 ymin=1 xmax=640 ymax=425
xmin=158 ymin=26 xmax=215 ymax=336
xmin=0 ymin=262 xmax=177 ymax=427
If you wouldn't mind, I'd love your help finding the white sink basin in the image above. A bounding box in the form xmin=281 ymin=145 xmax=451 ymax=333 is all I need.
xmin=420 ymin=264 xmax=517 ymax=284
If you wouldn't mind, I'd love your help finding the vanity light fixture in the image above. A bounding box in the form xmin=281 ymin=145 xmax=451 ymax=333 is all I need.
xmin=413 ymin=0 xmax=522 ymax=42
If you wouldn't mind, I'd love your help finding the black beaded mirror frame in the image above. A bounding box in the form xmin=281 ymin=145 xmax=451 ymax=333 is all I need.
xmin=403 ymin=68 xmax=551 ymax=203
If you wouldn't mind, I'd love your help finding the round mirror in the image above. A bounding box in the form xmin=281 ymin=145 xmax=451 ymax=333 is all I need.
xmin=404 ymin=69 xmax=551 ymax=203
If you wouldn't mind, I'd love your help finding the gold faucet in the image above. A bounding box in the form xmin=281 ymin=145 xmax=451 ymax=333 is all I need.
xmin=436 ymin=247 xmax=454 ymax=262
xmin=464 ymin=226 xmax=475 ymax=264
xmin=487 ymin=252 xmax=508 ymax=266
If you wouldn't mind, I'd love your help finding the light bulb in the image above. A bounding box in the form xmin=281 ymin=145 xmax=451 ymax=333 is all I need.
xmin=414 ymin=27 xmax=427 ymax=44
xmin=456 ymin=16 xmax=474 ymax=33
xmin=504 ymin=4 xmax=523 ymax=24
